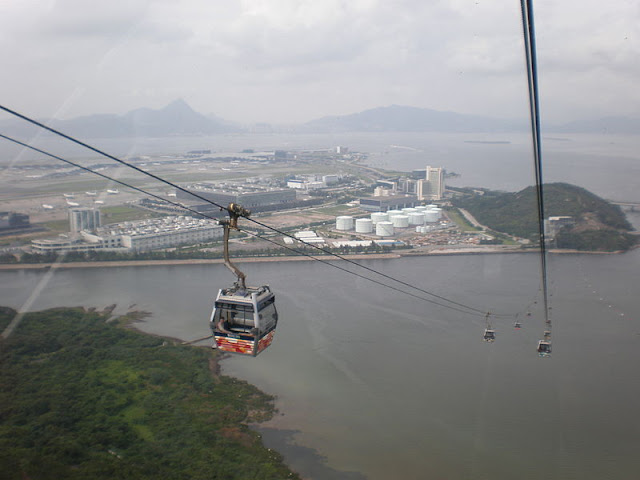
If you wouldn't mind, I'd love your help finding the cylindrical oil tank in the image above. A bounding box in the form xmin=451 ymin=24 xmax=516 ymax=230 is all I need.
xmin=401 ymin=207 xmax=418 ymax=214
xmin=426 ymin=204 xmax=437 ymax=209
xmin=431 ymin=207 xmax=442 ymax=219
xmin=390 ymin=215 xmax=409 ymax=228
xmin=336 ymin=216 xmax=354 ymax=231
xmin=386 ymin=209 xmax=403 ymax=217
xmin=376 ymin=221 xmax=394 ymax=237
xmin=355 ymin=218 xmax=373 ymax=233
xmin=408 ymin=212 xmax=425 ymax=226
xmin=414 ymin=205 xmax=428 ymax=212
xmin=370 ymin=212 xmax=389 ymax=224
xmin=424 ymin=210 xmax=439 ymax=223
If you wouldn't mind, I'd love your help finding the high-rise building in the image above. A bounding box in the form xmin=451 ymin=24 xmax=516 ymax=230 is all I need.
xmin=418 ymin=166 xmax=444 ymax=200
xmin=69 ymin=207 xmax=101 ymax=233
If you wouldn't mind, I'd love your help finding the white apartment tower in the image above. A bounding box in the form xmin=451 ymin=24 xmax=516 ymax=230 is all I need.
xmin=418 ymin=166 xmax=444 ymax=201
xmin=69 ymin=207 xmax=101 ymax=233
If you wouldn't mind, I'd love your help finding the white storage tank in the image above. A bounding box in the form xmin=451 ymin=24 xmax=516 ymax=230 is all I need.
xmin=386 ymin=209 xmax=403 ymax=217
xmin=390 ymin=215 xmax=409 ymax=228
xmin=426 ymin=204 xmax=437 ymax=209
xmin=424 ymin=210 xmax=439 ymax=223
xmin=336 ymin=216 xmax=354 ymax=231
xmin=355 ymin=218 xmax=374 ymax=233
xmin=402 ymin=207 xmax=418 ymax=214
xmin=408 ymin=212 xmax=425 ymax=226
xmin=376 ymin=221 xmax=394 ymax=237
xmin=414 ymin=205 xmax=428 ymax=212
xmin=370 ymin=212 xmax=389 ymax=224
xmin=431 ymin=207 xmax=442 ymax=219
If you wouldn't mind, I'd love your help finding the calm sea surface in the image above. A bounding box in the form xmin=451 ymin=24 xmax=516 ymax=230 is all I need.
xmin=2 ymin=131 xmax=639 ymax=201
xmin=1 ymin=132 xmax=639 ymax=478
xmin=1 ymin=227 xmax=639 ymax=479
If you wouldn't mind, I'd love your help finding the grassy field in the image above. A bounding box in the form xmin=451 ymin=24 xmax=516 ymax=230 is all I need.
xmin=309 ymin=204 xmax=361 ymax=216
xmin=100 ymin=206 xmax=162 ymax=224
xmin=446 ymin=208 xmax=481 ymax=232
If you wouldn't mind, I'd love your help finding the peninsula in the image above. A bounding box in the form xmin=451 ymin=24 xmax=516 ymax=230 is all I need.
xmin=0 ymin=306 xmax=300 ymax=479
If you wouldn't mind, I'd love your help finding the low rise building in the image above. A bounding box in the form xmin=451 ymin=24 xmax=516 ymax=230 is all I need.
xmin=359 ymin=195 xmax=418 ymax=212
xmin=32 ymin=216 xmax=223 ymax=253
xmin=544 ymin=216 xmax=575 ymax=239
xmin=177 ymin=184 xmax=297 ymax=211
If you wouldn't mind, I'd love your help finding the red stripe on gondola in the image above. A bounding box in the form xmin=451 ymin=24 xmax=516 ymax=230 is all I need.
xmin=215 ymin=335 xmax=255 ymax=355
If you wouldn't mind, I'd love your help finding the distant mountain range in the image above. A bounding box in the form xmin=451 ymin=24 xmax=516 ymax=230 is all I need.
xmin=2 ymin=100 xmax=639 ymax=137
xmin=298 ymin=105 xmax=527 ymax=133
xmin=0 ymin=99 xmax=240 ymax=138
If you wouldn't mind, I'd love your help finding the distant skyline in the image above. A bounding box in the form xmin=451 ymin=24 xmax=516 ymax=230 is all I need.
xmin=1 ymin=1 xmax=639 ymax=125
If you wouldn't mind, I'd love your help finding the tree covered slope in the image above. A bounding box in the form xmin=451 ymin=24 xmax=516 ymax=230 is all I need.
xmin=452 ymin=183 xmax=636 ymax=251
xmin=0 ymin=307 xmax=298 ymax=480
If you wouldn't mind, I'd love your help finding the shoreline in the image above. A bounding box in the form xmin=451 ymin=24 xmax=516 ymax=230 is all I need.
xmin=0 ymin=245 xmax=629 ymax=270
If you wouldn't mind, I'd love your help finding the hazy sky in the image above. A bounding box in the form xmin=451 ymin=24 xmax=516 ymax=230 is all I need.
xmin=1 ymin=0 xmax=638 ymax=124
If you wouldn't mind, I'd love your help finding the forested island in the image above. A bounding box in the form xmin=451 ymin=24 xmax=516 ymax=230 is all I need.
xmin=452 ymin=183 xmax=638 ymax=252
xmin=0 ymin=306 xmax=299 ymax=479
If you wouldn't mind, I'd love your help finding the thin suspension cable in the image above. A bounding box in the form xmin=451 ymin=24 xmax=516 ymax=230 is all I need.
xmin=235 ymin=226 xmax=490 ymax=316
xmin=1 ymin=132 xmax=498 ymax=317
xmin=0 ymin=106 xmax=504 ymax=316
xmin=520 ymin=0 xmax=550 ymax=329
xmin=0 ymin=134 xmax=221 ymax=221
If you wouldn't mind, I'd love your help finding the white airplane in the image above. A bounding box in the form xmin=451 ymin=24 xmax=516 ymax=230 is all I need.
xmin=94 ymin=200 xmax=105 ymax=205
xmin=63 ymin=193 xmax=75 ymax=198
xmin=42 ymin=204 xmax=54 ymax=209
xmin=85 ymin=191 xmax=97 ymax=196
xmin=107 ymin=189 xmax=119 ymax=194
xmin=66 ymin=200 xmax=80 ymax=207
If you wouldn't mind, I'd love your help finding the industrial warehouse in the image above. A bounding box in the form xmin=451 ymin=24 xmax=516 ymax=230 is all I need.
xmin=32 ymin=211 xmax=222 ymax=253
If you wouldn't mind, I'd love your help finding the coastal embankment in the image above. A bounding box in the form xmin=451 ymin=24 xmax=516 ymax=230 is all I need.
xmin=1 ymin=243 xmax=628 ymax=271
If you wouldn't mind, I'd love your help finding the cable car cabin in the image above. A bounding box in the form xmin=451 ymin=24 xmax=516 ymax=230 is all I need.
xmin=483 ymin=328 xmax=496 ymax=342
xmin=210 ymin=285 xmax=278 ymax=356
xmin=537 ymin=340 xmax=552 ymax=357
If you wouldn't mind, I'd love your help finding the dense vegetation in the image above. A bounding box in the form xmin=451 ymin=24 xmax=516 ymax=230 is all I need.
xmin=554 ymin=230 xmax=638 ymax=252
xmin=0 ymin=307 xmax=299 ymax=479
xmin=452 ymin=183 xmax=637 ymax=251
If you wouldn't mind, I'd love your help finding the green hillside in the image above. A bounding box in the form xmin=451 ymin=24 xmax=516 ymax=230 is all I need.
xmin=452 ymin=183 xmax=636 ymax=251
xmin=0 ymin=307 xmax=299 ymax=480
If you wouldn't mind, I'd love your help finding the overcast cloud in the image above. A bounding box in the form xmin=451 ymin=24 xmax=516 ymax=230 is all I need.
xmin=1 ymin=0 xmax=638 ymax=124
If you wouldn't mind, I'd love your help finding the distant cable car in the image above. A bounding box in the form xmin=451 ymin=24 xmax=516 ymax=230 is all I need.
xmin=483 ymin=312 xmax=496 ymax=342
xmin=210 ymin=203 xmax=278 ymax=356
xmin=537 ymin=340 xmax=551 ymax=357
xmin=483 ymin=328 xmax=496 ymax=342
xmin=537 ymin=329 xmax=552 ymax=357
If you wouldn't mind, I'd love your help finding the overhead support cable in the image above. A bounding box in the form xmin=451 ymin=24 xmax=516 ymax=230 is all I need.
xmin=0 ymin=107 xmax=513 ymax=317
xmin=0 ymin=132 xmax=510 ymax=318
xmin=520 ymin=1 xmax=551 ymax=333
